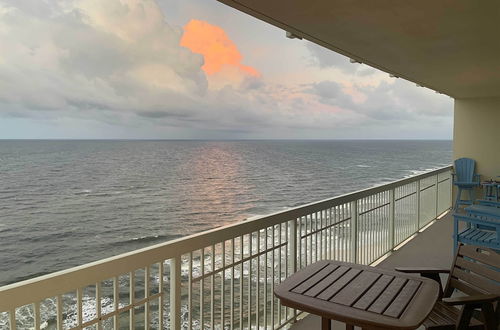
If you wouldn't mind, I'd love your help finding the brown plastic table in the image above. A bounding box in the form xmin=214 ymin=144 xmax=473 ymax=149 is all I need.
xmin=274 ymin=260 xmax=440 ymax=330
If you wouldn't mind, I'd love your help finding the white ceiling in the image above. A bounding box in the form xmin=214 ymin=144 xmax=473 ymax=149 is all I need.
xmin=217 ymin=0 xmax=500 ymax=99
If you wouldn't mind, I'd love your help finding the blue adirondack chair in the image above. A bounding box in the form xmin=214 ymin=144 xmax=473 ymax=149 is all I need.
xmin=452 ymin=157 xmax=480 ymax=210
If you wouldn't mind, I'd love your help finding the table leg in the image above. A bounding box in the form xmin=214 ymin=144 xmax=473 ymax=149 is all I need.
xmin=321 ymin=317 xmax=331 ymax=330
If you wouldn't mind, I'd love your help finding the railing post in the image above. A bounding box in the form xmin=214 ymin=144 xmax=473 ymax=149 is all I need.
xmin=416 ymin=180 xmax=421 ymax=230
xmin=389 ymin=189 xmax=395 ymax=250
xmin=289 ymin=219 xmax=298 ymax=321
xmin=113 ymin=277 xmax=119 ymax=329
xmin=350 ymin=200 xmax=358 ymax=263
xmin=144 ymin=267 xmax=150 ymax=330
xmin=435 ymin=173 xmax=440 ymax=218
xmin=289 ymin=219 xmax=297 ymax=273
xmin=34 ymin=301 xmax=40 ymax=330
xmin=129 ymin=272 xmax=135 ymax=328
xmin=170 ymin=256 xmax=182 ymax=330
xmin=9 ymin=309 xmax=15 ymax=330
xmin=158 ymin=262 xmax=164 ymax=330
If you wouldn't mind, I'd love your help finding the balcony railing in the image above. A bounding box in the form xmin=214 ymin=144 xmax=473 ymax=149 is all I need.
xmin=0 ymin=166 xmax=452 ymax=330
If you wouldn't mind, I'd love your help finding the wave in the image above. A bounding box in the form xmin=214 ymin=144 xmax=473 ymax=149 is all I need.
xmin=109 ymin=233 xmax=182 ymax=247
xmin=89 ymin=192 xmax=113 ymax=197
xmin=74 ymin=190 xmax=126 ymax=197
xmin=405 ymin=167 xmax=443 ymax=178
xmin=131 ymin=234 xmax=172 ymax=242
xmin=74 ymin=189 xmax=92 ymax=195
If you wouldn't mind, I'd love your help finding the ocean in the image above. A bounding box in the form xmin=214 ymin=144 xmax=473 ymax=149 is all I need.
xmin=0 ymin=140 xmax=452 ymax=286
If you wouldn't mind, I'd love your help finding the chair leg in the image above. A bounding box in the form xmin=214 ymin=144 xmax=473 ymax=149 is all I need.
xmin=422 ymin=273 xmax=443 ymax=299
xmin=321 ymin=317 xmax=331 ymax=330
xmin=481 ymin=302 xmax=497 ymax=330
xmin=456 ymin=304 xmax=475 ymax=330
xmin=454 ymin=187 xmax=462 ymax=211
xmin=470 ymin=187 xmax=475 ymax=205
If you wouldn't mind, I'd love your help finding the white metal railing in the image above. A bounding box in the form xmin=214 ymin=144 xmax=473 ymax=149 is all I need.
xmin=0 ymin=166 xmax=452 ymax=330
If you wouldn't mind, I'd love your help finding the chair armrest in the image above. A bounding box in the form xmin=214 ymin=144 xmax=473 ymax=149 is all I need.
xmin=442 ymin=294 xmax=499 ymax=306
xmin=395 ymin=267 xmax=450 ymax=274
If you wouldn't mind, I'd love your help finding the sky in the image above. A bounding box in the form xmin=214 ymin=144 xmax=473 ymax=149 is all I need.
xmin=0 ymin=0 xmax=453 ymax=139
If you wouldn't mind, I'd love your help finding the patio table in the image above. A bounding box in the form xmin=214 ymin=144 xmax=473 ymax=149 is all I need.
xmin=274 ymin=260 xmax=439 ymax=330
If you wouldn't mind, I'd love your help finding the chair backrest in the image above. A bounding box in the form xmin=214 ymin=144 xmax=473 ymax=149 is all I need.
xmin=454 ymin=158 xmax=476 ymax=183
xmin=444 ymin=244 xmax=500 ymax=298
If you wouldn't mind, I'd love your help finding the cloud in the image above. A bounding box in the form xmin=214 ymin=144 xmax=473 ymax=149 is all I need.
xmin=306 ymin=42 xmax=377 ymax=76
xmin=307 ymin=79 xmax=452 ymax=121
xmin=0 ymin=0 xmax=207 ymax=117
xmin=180 ymin=19 xmax=262 ymax=91
xmin=181 ymin=19 xmax=259 ymax=77
xmin=311 ymin=81 xmax=354 ymax=105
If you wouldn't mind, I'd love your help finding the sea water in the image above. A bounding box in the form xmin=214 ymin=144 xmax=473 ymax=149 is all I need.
xmin=0 ymin=140 xmax=452 ymax=286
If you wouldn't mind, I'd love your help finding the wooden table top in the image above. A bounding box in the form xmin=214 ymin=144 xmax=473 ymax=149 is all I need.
xmin=274 ymin=260 xmax=439 ymax=330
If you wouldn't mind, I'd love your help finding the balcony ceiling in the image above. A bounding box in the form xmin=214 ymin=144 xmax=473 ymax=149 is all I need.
xmin=217 ymin=0 xmax=500 ymax=99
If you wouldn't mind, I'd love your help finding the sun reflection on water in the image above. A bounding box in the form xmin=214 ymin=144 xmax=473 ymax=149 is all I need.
xmin=177 ymin=142 xmax=255 ymax=233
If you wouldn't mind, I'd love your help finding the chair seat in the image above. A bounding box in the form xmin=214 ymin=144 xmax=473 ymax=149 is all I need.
xmin=423 ymin=301 xmax=484 ymax=329
xmin=458 ymin=228 xmax=499 ymax=247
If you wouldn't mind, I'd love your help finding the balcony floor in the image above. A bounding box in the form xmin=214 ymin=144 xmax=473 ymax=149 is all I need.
xmin=289 ymin=212 xmax=454 ymax=330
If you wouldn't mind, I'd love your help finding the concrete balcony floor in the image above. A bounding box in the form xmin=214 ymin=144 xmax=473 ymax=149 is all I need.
xmin=289 ymin=212 xmax=454 ymax=330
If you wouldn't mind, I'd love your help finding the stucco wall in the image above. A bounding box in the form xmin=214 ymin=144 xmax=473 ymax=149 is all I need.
xmin=453 ymin=98 xmax=500 ymax=180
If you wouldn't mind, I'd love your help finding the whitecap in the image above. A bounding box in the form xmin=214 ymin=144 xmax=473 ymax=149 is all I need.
xmin=74 ymin=189 xmax=91 ymax=195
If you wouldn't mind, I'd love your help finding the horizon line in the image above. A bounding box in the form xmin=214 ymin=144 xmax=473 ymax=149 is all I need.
xmin=0 ymin=138 xmax=453 ymax=141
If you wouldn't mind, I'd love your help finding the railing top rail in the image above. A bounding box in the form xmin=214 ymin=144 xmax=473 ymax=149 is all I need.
xmin=0 ymin=165 xmax=452 ymax=310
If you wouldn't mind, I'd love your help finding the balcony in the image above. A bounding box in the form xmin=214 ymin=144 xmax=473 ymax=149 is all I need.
xmin=0 ymin=166 xmax=452 ymax=329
